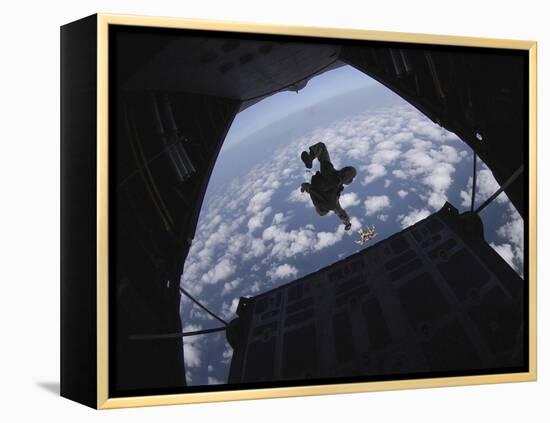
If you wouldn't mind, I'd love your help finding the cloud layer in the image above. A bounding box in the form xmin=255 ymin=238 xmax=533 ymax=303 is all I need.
xmin=178 ymin=100 xmax=523 ymax=386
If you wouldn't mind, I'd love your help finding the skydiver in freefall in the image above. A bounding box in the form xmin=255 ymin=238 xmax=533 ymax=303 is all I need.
xmin=299 ymin=142 xmax=357 ymax=231
xmin=355 ymin=225 xmax=377 ymax=245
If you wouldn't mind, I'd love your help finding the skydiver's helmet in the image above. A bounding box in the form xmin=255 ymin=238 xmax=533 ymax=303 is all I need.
xmin=339 ymin=166 xmax=357 ymax=185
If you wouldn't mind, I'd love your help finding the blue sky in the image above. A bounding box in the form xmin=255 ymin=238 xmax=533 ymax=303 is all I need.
xmin=222 ymin=65 xmax=375 ymax=150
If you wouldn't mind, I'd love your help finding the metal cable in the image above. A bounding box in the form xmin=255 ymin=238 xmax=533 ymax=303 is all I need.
xmin=129 ymin=326 xmax=226 ymax=341
xmin=470 ymin=152 xmax=477 ymax=212
xmin=475 ymin=165 xmax=524 ymax=214
xmin=179 ymin=286 xmax=229 ymax=326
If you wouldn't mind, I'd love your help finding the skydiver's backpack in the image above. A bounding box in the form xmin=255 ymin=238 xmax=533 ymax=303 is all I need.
xmin=309 ymin=170 xmax=343 ymax=213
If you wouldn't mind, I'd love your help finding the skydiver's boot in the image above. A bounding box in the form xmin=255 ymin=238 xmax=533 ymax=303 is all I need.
xmin=301 ymin=151 xmax=313 ymax=169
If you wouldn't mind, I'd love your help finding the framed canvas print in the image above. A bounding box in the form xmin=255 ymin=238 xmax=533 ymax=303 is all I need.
xmin=60 ymin=13 xmax=537 ymax=409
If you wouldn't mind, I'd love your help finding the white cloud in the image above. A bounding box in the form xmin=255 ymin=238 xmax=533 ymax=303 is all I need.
xmin=423 ymin=163 xmax=454 ymax=192
xmin=494 ymin=204 xmax=524 ymax=276
xmin=362 ymin=163 xmax=387 ymax=185
xmin=497 ymin=208 xmax=523 ymax=248
xmin=427 ymin=191 xmax=448 ymax=210
xmin=262 ymin=224 xmax=316 ymax=258
xmin=490 ymin=242 xmax=515 ymax=269
xmin=222 ymin=278 xmax=242 ymax=296
xmin=378 ymin=214 xmax=388 ymax=222
xmin=245 ymin=281 xmax=262 ymax=295
xmin=339 ymin=192 xmax=360 ymax=208
xmin=272 ymin=212 xmax=289 ymax=224
xmin=200 ymin=258 xmax=236 ymax=285
xmin=287 ymin=186 xmax=312 ymax=206
xmin=397 ymin=189 xmax=408 ymax=199
xmin=388 ymin=131 xmax=414 ymax=144
xmin=208 ymin=376 xmax=223 ymax=385
xmin=460 ymin=167 xmax=507 ymax=208
xmin=222 ymin=344 xmax=233 ymax=365
xmin=266 ymin=263 xmax=299 ymax=281
xmin=393 ymin=169 xmax=407 ymax=179
xmin=246 ymin=190 xmax=274 ymax=214
xmin=203 ymin=214 xmax=222 ymax=231
xmin=221 ymin=297 xmax=240 ymax=320
xmin=347 ymin=139 xmax=370 ymax=160
xmin=185 ymin=300 xmax=215 ymax=322
xmin=182 ymin=324 xmax=203 ymax=369
xmin=398 ymin=208 xmax=431 ymax=229
xmin=244 ymin=238 xmax=267 ymax=260
xmin=403 ymin=149 xmax=434 ymax=169
xmin=376 ymin=140 xmax=398 ymax=150
xmin=315 ymin=226 xmax=346 ymax=250
xmin=434 ymin=145 xmax=461 ymax=164
xmin=408 ymin=117 xmax=451 ymax=141
xmin=364 ymin=195 xmax=391 ymax=216
xmin=459 ymin=190 xmax=471 ymax=208
xmin=247 ymin=206 xmax=272 ymax=233
xmin=394 ymin=140 xmax=464 ymax=211
xmin=372 ymin=149 xmax=401 ymax=165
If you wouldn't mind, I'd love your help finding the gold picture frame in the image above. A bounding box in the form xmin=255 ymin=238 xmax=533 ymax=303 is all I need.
xmin=61 ymin=13 xmax=537 ymax=409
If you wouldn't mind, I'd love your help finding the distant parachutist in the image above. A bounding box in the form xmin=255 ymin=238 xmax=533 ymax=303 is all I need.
xmin=299 ymin=142 xmax=357 ymax=231
xmin=355 ymin=225 xmax=377 ymax=245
